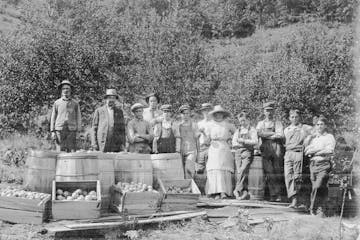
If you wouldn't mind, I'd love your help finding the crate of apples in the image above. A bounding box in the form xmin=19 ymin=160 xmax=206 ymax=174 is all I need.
xmin=55 ymin=188 xmax=97 ymax=201
xmin=166 ymin=186 xmax=192 ymax=194
xmin=0 ymin=186 xmax=50 ymax=200
xmin=116 ymin=182 xmax=158 ymax=194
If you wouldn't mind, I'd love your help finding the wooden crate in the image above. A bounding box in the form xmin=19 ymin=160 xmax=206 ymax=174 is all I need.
xmin=158 ymin=179 xmax=200 ymax=211
xmin=109 ymin=185 xmax=162 ymax=215
xmin=0 ymin=193 xmax=51 ymax=224
xmin=52 ymin=180 xmax=101 ymax=220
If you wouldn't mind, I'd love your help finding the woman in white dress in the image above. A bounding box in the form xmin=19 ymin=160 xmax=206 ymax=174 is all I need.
xmin=204 ymin=105 xmax=236 ymax=199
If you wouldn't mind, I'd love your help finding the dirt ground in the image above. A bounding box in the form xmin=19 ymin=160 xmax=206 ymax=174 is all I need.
xmin=0 ymin=211 xmax=359 ymax=240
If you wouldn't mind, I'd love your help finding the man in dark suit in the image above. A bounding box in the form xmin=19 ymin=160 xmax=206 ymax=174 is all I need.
xmin=91 ymin=89 xmax=126 ymax=152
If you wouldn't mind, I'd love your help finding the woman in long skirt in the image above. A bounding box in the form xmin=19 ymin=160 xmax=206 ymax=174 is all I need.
xmin=205 ymin=105 xmax=236 ymax=199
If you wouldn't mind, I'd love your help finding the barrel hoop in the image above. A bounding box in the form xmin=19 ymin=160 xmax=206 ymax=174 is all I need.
xmin=26 ymin=167 xmax=56 ymax=172
xmin=55 ymin=173 xmax=99 ymax=177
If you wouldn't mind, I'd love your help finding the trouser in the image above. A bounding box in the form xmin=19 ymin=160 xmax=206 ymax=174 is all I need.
xmin=129 ymin=142 xmax=151 ymax=153
xmin=55 ymin=127 xmax=76 ymax=152
xmin=309 ymin=159 xmax=331 ymax=213
xmin=261 ymin=140 xmax=284 ymax=198
xmin=234 ymin=148 xmax=253 ymax=193
xmin=284 ymin=151 xmax=303 ymax=198
xmin=182 ymin=151 xmax=197 ymax=179
xmin=103 ymin=138 xmax=124 ymax=152
xmin=197 ymin=146 xmax=209 ymax=172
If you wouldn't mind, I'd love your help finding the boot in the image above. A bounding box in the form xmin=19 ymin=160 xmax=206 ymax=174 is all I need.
xmin=288 ymin=197 xmax=297 ymax=208
xmin=239 ymin=191 xmax=250 ymax=200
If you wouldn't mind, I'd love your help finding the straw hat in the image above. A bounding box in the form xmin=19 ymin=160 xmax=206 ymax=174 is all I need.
xmin=263 ymin=101 xmax=275 ymax=110
xmin=104 ymin=89 xmax=119 ymax=99
xmin=209 ymin=105 xmax=231 ymax=118
xmin=160 ymin=104 xmax=172 ymax=112
xmin=131 ymin=103 xmax=145 ymax=112
xmin=179 ymin=104 xmax=191 ymax=113
xmin=57 ymin=80 xmax=73 ymax=90
xmin=199 ymin=103 xmax=213 ymax=111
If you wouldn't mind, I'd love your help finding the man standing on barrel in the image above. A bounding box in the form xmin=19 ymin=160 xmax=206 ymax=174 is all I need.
xmin=256 ymin=102 xmax=284 ymax=202
xmin=283 ymin=109 xmax=312 ymax=208
xmin=50 ymin=80 xmax=82 ymax=152
xmin=91 ymin=89 xmax=126 ymax=152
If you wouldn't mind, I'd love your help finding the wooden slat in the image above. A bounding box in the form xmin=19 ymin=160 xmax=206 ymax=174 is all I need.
xmin=0 ymin=196 xmax=44 ymax=212
xmin=64 ymin=211 xmax=207 ymax=230
xmin=0 ymin=207 xmax=44 ymax=224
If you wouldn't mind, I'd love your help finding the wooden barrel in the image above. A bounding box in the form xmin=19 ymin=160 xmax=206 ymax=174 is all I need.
xmin=56 ymin=152 xmax=99 ymax=181
xmin=151 ymin=153 xmax=184 ymax=187
xmin=24 ymin=150 xmax=57 ymax=194
xmin=248 ymin=155 xmax=265 ymax=200
xmin=114 ymin=153 xmax=153 ymax=186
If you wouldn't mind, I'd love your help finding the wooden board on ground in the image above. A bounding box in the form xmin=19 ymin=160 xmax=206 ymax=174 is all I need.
xmin=47 ymin=211 xmax=207 ymax=233
xmin=0 ymin=194 xmax=51 ymax=224
xmin=197 ymin=199 xmax=294 ymax=209
xmin=52 ymin=180 xmax=101 ymax=220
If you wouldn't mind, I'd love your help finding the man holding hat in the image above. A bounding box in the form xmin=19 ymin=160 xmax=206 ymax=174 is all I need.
xmin=128 ymin=103 xmax=153 ymax=153
xmin=143 ymin=93 xmax=162 ymax=126
xmin=256 ymin=101 xmax=285 ymax=202
xmin=197 ymin=103 xmax=213 ymax=174
xmin=91 ymin=89 xmax=126 ymax=152
xmin=50 ymin=80 xmax=82 ymax=152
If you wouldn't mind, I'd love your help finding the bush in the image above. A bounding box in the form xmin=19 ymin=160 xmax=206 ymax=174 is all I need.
xmin=211 ymin=23 xmax=356 ymax=130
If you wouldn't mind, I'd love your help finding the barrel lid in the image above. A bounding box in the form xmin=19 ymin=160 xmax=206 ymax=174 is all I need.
xmin=28 ymin=149 xmax=58 ymax=158
xmin=150 ymin=153 xmax=181 ymax=160
xmin=57 ymin=152 xmax=98 ymax=159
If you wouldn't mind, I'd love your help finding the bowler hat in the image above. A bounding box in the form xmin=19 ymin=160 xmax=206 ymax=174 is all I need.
xmin=179 ymin=104 xmax=191 ymax=113
xmin=160 ymin=104 xmax=172 ymax=112
xmin=58 ymin=80 xmax=73 ymax=90
xmin=104 ymin=89 xmax=119 ymax=99
xmin=131 ymin=103 xmax=144 ymax=112
xmin=199 ymin=103 xmax=213 ymax=111
xmin=209 ymin=105 xmax=231 ymax=118
xmin=145 ymin=93 xmax=160 ymax=104
xmin=263 ymin=101 xmax=275 ymax=110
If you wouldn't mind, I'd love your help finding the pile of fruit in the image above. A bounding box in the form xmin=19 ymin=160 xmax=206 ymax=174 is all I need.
xmin=55 ymin=189 xmax=97 ymax=201
xmin=166 ymin=186 xmax=192 ymax=194
xmin=0 ymin=187 xmax=50 ymax=200
xmin=116 ymin=182 xmax=158 ymax=193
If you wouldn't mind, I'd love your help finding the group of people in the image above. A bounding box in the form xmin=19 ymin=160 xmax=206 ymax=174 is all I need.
xmin=50 ymin=80 xmax=336 ymax=217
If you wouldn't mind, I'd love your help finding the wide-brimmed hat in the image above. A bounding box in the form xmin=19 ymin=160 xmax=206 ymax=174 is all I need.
xmin=263 ymin=101 xmax=275 ymax=110
xmin=58 ymin=80 xmax=73 ymax=90
xmin=131 ymin=103 xmax=145 ymax=112
xmin=209 ymin=105 xmax=231 ymax=118
xmin=104 ymin=89 xmax=119 ymax=99
xmin=160 ymin=104 xmax=172 ymax=112
xmin=199 ymin=103 xmax=213 ymax=111
xmin=179 ymin=104 xmax=191 ymax=113
xmin=145 ymin=93 xmax=160 ymax=104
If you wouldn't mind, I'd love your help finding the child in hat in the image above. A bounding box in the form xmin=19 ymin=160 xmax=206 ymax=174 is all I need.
xmin=153 ymin=104 xmax=177 ymax=153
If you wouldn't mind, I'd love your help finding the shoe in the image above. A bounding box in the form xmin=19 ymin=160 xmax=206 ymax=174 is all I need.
xmin=220 ymin=193 xmax=227 ymax=199
xmin=214 ymin=195 xmax=220 ymax=200
xmin=310 ymin=210 xmax=316 ymax=216
xmin=239 ymin=191 xmax=250 ymax=200
xmin=271 ymin=196 xmax=282 ymax=202
xmin=288 ymin=197 xmax=297 ymax=208
xmin=233 ymin=190 xmax=240 ymax=199
xmin=316 ymin=207 xmax=325 ymax=218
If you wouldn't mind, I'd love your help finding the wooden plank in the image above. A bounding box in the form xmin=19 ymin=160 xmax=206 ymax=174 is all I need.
xmin=0 ymin=196 xmax=44 ymax=212
xmin=0 ymin=207 xmax=44 ymax=224
xmin=77 ymin=210 xmax=195 ymax=223
xmin=196 ymin=201 xmax=292 ymax=209
xmin=52 ymin=211 xmax=207 ymax=231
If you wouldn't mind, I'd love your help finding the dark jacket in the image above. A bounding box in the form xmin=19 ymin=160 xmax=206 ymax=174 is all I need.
xmin=91 ymin=105 xmax=126 ymax=152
